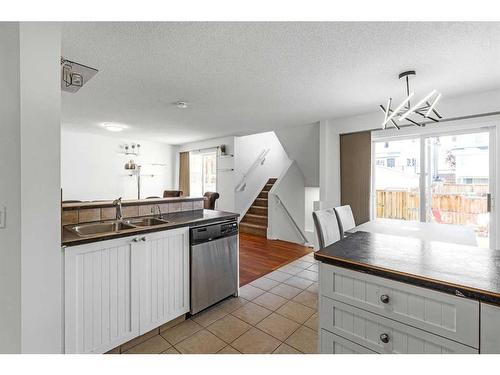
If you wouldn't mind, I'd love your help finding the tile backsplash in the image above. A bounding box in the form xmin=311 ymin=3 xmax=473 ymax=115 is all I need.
xmin=62 ymin=198 xmax=204 ymax=225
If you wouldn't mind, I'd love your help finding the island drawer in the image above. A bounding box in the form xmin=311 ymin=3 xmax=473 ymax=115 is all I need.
xmin=321 ymin=329 xmax=376 ymax=354
xmin=320 ymin=263 xmax=479 ymax=348
xmin=320 ymin=297 xmax=478 ymax=354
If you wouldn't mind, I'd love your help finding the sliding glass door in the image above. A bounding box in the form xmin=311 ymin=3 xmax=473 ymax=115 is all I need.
xmin=425 ymin=132 xmax=491 ymax=248
xmin=373 ymin=128 xmax=495 ymax=248
xmin=374 ymin=138 xmax=421 ymax=221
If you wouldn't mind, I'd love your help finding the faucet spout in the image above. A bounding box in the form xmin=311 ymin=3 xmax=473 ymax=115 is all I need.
xmin=113 ymin=197 xmax=123 ymax=221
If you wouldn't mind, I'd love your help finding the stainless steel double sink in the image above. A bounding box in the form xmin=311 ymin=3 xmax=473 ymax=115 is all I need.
xmin=68 ymin=217 xmax=170 ymax=237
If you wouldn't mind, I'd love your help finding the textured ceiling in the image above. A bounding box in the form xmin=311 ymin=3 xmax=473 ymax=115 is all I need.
xmin=61 ymin=22 xmax=500 ymax=144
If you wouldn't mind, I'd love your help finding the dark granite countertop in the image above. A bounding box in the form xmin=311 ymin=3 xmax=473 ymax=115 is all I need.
xmin=314 ymin=231 xmax=500 ymax=305
xmin=62 ymin=209 xmax=239 ymax=247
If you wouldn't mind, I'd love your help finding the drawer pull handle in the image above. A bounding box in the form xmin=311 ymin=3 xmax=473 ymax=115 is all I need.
xmin=141 ymin=237 xmax=147 ymax=242
xmin=379 ymin=333 xmax=390 ymax=343
xmin=380 ymin=294 xmax=390 ymax=304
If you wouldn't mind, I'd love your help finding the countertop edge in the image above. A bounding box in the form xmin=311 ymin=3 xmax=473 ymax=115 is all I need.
xmin=62 ymin=211 xmax=239 ymax=247
xmin=314 ymin=252 xmax=500 ymax=306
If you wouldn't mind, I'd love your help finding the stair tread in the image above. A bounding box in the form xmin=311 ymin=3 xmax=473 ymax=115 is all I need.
xmin=245 ymin=213 xmax=267 ymax=218
xmin=255 ymin=198 xmax=268 ymax=201
xmin=239 ymin=222 xmax=266 ymax=229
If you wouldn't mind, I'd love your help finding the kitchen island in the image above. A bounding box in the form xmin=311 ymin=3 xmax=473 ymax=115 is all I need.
xmin=314 ymin=231 xmax=500 ymax=354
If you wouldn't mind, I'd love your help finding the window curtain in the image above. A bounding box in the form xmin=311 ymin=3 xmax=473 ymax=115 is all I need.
xmin=179 ymin=151 xmax=190 ymax=196
xmin=340 ymin=131 xmax=371 ymax=225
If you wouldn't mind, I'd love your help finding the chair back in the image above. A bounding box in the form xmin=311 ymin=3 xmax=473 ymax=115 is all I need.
xmin=312 ymin=208 xmax=341 ymax=249
xmin=334 ymin=205 xmax=356 ymax=234
xmin=163 ymin=190 xmax=183 ymax=198
xmin=203 ymin=192 xmax=220 ymax=210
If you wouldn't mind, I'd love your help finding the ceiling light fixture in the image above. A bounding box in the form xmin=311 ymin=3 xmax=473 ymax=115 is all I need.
xmin=103 ymin=123 xmax=126 ymax=132
xmin=61 ymin=57 xmax=98 ymax=93
xmin=175 ymin=101 xmax=189 ymax=109
xmin=380 ymin=70 xmax=443 ymax=130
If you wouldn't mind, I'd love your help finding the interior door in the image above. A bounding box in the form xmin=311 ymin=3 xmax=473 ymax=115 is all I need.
xmin=425 ymin=130 xmax=493 ymax=248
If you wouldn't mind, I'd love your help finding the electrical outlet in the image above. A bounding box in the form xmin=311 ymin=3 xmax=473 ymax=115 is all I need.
xmin=0 ymin=206 xmax=6 ymax=229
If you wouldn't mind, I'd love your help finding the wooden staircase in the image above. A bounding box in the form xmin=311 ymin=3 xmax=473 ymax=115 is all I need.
xmin=239 ymin=178 xmax=277 ymax=237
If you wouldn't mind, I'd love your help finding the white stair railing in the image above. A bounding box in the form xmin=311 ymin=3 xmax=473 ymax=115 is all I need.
xmin=271 ymin=193 xmax=310 ymax=245
xmin=235 ymin=148 xmax=270 ymax=192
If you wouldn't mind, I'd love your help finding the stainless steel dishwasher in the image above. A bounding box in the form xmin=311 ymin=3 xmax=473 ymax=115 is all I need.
xmin=190 ymin=220 xmax=239 ymax=314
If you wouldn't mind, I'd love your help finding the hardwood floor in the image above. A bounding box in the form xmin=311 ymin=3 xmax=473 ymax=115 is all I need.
xmin=239 ymin=232 xmax=313 ymax=286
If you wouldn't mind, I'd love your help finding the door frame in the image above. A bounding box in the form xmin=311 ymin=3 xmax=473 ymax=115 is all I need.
xmin=372 ymin=118 xmax=498 ymax=248
xmin=189 ymin=148 xmax=218 ymax=196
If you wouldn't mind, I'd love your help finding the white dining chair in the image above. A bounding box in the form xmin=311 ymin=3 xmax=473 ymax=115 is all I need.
xmin=312 ymin=208 xmax=342 ymax=249
xmin=334 ymin=205 xmax=356 ymax=235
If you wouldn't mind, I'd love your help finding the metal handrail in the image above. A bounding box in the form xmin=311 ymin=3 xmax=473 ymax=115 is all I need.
xmin=235 ymin=148 xmax=270 ymax=192
xmin=272 ymin=193 xmax=309 ymax=245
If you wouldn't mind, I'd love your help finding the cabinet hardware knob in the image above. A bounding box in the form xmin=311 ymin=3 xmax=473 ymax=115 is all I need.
xmin=132 ymin=238 xmax=140 ymax=242
xmin=141 ymin=237 xmax=147 ymax=241
xmin=380 ymin=294 xmax=390 ymax=304
xmin=380 ymin=333 xmax=390 ymax=343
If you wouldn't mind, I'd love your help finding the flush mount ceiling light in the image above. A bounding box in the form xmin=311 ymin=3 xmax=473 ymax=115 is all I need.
xmin=174 ymin=101 xmax=189 ymax=109
xmin=380 ymin=70 xmax=442 ymax=130
xmin=61 ymin=57 xmax=98 ymax=93
xmin=103 ymin=123 xmax=126 ymax=132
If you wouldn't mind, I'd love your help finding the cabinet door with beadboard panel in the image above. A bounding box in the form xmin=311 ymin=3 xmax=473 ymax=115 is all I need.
xmin=321 ymin=297 xmax=477 ymax=354
xmin=321 ymin=329 xmax=376 ymax=354
xmin=138 ymin=227 xmax=190 ymax=334
xmin=64 ymin=236 xmax=140 ymax=354
xmin=320 ymin=263 xmax=479 ymax=348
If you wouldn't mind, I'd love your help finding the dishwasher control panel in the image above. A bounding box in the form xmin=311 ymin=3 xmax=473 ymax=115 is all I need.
xmin=220 ymin=221 xmax=238 ymax=236
xmin=190 ymin=220 xmax=238 ymax=245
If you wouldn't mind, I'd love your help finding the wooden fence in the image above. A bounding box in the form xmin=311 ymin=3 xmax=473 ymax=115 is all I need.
xmin=376 ymin=190 xmax=419 ymax=221
xmin=376 ymin=184 xmax=488 ymax=226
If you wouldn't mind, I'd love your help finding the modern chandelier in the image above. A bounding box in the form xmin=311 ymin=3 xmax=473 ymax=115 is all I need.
xmin=380 ymin=70 xmax=442 ymax=130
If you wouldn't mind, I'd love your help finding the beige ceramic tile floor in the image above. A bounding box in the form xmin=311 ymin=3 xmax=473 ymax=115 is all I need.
xmin=112 ymin=252 xmax=319 ymax=354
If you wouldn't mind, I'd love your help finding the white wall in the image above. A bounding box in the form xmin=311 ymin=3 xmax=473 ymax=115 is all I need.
xmin=305 ymin=187 xmax=320 ymax=232
xmin=177 ymin=136 xmax=235 ymax=212
xmin=0 ymin=22 xmax=22 ymax=354
xmin=61 ymin=130 xmax=176 ymax=201
xmin=268 ymin=161 xmax=306 ymax=244
xmin=20 ymin=22 xmax=62 ymax=353
xmin=177 ymin=132 xmax=291 ymax=216
xmin=234 ymin=132 xmax=290 ymax=215
xmin=275 ymin=122 xmax=320 ymax=187
xmin=319 ymin=88 xmax=500 ymax=249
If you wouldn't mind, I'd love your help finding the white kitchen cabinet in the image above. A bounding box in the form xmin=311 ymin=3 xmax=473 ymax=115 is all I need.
xmin=64 ymin=227 xmax=190 ymax=354
xmin=321 ymin=297 xmax=477 ymax=354
xmin=320 ymin=263 xmax=479 ymax=348
xmin=480 ymin=302 xmax=500 ymax=353
xmin=319 ymin=263 xmax=481 ymax=354
xmin=64 ymin=235 xmax=140 ymax=354
xmin=321 ymin=329 xmax=376 ymax=354
xmin=137 ymin=227 xmax=190 ymax=334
